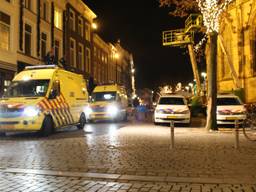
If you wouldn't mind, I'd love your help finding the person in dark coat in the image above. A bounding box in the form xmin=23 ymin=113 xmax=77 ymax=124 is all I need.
xmin=45 ymin=48 xmax=57 ymax=65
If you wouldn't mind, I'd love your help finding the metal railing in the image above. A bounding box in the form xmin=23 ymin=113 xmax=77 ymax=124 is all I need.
xmin=162 ymin=29 xmax=193 ymax=47
xmin=185 ymin=14 xmax=203 ymax=33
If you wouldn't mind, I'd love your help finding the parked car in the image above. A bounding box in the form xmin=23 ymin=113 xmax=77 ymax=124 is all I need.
xmin=216 ymin=94 xmax=246 ymax=125
xmin=154 ymin=94 xmax=191 ymax=125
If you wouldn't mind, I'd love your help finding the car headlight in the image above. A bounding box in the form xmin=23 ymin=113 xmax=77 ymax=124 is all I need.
xmin=23 ymin=107 xmax=40 ymax=117
xmin=107 ymin=105 xmax=119 ymax=116
xmin=155 ymin=109 xmax=164 ymax=114
xmin=180 ymin=110 xmax=190 ymax=114
xmin=84 ymin=106 xmax=93 ymax=116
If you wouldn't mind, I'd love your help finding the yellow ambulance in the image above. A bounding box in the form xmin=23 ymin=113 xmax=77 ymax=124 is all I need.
xmin=85 ymin=84 xmax=128 ymax=122
xmin=0 ymin=65 xmax=88 ymax=136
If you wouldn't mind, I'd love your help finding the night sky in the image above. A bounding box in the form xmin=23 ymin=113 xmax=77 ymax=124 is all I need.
xmin=84 ymin=0 xmax=196 ymax=90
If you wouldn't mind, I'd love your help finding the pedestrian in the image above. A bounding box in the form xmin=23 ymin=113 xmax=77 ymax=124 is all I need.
xmin=44 ymin=47 xmax=56 ymax=65
xmin=59 ymin=56 xmax=67 ymax=69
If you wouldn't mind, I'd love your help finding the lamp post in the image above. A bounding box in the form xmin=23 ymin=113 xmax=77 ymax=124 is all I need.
xmin=188 ymin=83 xmax=194 ymax=95
xmin=201 ymin=72 xmax=207 ymax=96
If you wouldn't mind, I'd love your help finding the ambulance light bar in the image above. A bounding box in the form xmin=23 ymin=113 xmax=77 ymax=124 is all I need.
xmin=25 ymin=65 xmax=58 ymax=70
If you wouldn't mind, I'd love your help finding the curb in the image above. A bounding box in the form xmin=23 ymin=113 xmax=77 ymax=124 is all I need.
xmin=0 ymin=167 xmax=255 ymax=185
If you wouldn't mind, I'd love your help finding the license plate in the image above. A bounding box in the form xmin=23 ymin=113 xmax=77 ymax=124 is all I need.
xmin=226 ymin=117 xmax=237 ymax=120
xmin=167 ymin=116 xmax=177 ymax=119
xmin=0 ymin=125 xmax=15 ymax=129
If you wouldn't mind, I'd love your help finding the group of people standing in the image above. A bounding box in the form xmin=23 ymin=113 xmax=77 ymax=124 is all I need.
xmin=44 ymin=48 xmax=66 ymax=69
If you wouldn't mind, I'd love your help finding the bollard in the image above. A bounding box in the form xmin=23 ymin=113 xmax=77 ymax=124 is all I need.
xmin=170 ymin=120 xmax=175 ymax=149
xmin=234 ymin=119 xmax=239 ymax=149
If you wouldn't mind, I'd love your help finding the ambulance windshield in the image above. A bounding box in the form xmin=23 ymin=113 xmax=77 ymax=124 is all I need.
xmin=92 ymin=92 xmax=116 ymax=102
xmin=3 ymin=80 xmax=50 ymax=98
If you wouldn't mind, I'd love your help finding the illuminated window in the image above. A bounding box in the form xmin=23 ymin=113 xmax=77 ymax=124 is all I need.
xmin=69 ymin=10 xmax=75 ymax=31
xmin=0 ymin=11 xmax=10 ymax=51
xmin=78 ymin=17 xmax=83 ymax=37
xmin=85 ymin=23 xmax=91 ymax=41
xmin=85 ymin=48 xmax=91 ymax=73
xmin=78 ymin=44 xmax=84 ymax=71
xmin=54 ymin=7 xmax=62 ymax=30
xmin=70 ymin=38 xmax=76 ymax=67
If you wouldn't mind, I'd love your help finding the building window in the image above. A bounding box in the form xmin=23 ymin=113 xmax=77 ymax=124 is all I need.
xmin=93 ymin=61 xmax=97 ymax=80
xmin=222 ymin=30 xmax=232 ymax=79
xmin=78 ymin=44 xmax=84 ymax=71
xmin=85 ymin=23 xmax=90 ymax=41
xmin=24 ymin=0 xmax=32 ymax=10
xmin=78 ymin=17 xmax=83 ymax=37
xmin=70 ymin=39 xmax=76 ymax=67
xmin=24 ymin=23 xmax=32 ymax=56
xmin=93 ymin=46 xmax=97 ymax=57
xmin=41 ymin=33 xmax=47 ymax=60
xmin=85 ymin=48 xmax=91 ymax=73
xmin=69 ymin=10 xmax=75 ymax=31
xmin=41 ymin=1 xmax=48 ymax=21
xmin=0 ymin=11 xmax=10 ymax=51
xmin=54 ymin=40 xmax=60 ymax=61
xmin=253 ymin=31 xmax=256 ymax=74
xmin=54 ymin=7 xmax=62 ymax=30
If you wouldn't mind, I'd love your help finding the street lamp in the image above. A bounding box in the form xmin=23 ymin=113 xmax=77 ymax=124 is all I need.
xmin=92 ymin=22 xmax=98 ymax=30
xmin=201 ymin=72 xmax=207 ymax=79
xmin=201 ymin=72 xmax=207 ymax=96
xmin=188 ymin=83 xmax=194 ymax=95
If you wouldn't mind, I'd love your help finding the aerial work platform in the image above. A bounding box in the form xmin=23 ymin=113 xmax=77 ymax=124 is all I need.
xmin=162 ymin=14 xmax=202 ymax=47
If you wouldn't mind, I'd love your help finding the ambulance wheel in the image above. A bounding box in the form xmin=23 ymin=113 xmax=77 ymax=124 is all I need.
xmin=154 ymin=122 xmax=159 ymax=125
xmin=40 ymin=116 xmax=54 ymax=137
xmin=77 ymin=113 xmax=86 ymax=129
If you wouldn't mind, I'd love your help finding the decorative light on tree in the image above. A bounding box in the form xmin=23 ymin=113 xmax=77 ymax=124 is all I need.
xmin=196 ymin=0 xmax=234 ymax=33
xmin=194 ymin=34 xmax=208 ymax=53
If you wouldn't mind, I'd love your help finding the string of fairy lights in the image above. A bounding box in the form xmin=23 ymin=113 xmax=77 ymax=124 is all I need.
xmin=196 ymin=0 xmax=234 ymax=33
xmin=194 ymin=0 xmax=234 ymax=52
xmin=194 ymin=34 xmax=208 ymax=53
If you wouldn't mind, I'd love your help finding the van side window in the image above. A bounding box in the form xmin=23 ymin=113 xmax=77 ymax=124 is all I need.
xmin=53 ymin=81 xmax=60 ymax=96
xmin=49 ymin=81 xmax=60 ymax=99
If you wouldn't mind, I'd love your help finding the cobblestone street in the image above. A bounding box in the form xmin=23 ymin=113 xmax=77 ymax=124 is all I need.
xmin=0 ymin=120 xmax=256 ymax=191
xmin=1 ymin=172 xmax=256 ymax=192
